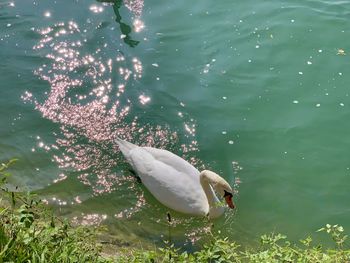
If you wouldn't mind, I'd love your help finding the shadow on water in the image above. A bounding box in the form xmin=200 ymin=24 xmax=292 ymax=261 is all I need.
xmin=97 ymin=0 xmax=140 ymax=48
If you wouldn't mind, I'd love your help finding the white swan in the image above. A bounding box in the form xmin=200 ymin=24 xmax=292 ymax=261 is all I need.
xmin=116 ymin=137 xmax=235 ymax=219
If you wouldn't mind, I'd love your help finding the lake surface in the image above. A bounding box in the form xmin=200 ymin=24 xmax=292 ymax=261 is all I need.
xmin=1 ymin=0 xmax=350 ymax=248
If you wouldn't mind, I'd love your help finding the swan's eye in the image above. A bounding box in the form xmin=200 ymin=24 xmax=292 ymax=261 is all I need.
xmin=223 ymin=190 xmax=233 ymax=198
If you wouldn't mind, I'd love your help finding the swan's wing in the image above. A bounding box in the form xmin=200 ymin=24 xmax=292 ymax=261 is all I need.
xmin=116 ymin=138 xmax=138 ymax=164
xmin=142 ymin=147 xmax=200 ymax=178
xmin=128 ymin=147 xmax=208 ymax=216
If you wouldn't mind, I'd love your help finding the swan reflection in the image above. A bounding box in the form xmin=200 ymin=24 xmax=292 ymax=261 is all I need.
xmin=97 ymin=0 xmax=142 ymax=47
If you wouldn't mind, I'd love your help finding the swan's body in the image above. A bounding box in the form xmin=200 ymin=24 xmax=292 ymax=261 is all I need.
xmin=116 ymin=138 xmax=234 ymax=219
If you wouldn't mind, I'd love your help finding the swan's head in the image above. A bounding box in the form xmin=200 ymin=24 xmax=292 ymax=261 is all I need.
xmin=218 ymin=183 xmax=235 ymax=209
xmin=223 ymin=189 xmax=234 ymax=209
xmin=200 ymin=170 xmax=235 ymax=209
xmin=210 ymin=173 xmax=235 ymax=209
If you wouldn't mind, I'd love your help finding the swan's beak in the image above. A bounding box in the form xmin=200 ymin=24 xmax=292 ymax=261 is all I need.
xmin=224 ymin=195 xmax=235 ymax=209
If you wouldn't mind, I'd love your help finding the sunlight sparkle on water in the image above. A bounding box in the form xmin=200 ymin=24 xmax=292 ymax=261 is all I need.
xmin=72 ymin=213 xmax=107 ymax=226
xmin=20 ymin=5 xmax=207 ymax=239
xmin=132 ymin=57 xmax=143 ymax=78
xmin=133 ymin=19 xmax=145 ymax=32
xmin=26 ymin=19 xmax=202 ymax=227
xmin=89 ymin=5 xmax=104 ymax=14
xmin=53 ymin=173 xmax=67 ymax=183
xmin=139 ymin=94 xmax=151 ymax=105
xmin=124 ymin=0 xmax=144 ymax=16
xmin=44 ymin=11 xmax=51 ymax=17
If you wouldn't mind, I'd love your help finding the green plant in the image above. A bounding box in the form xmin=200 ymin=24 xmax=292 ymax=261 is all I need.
xmin=1 ymin=159 xmax=350 ymax=263
xmin=0 ymin=159 xmax=111 ymax=263
xmin=317 ymin=224 xmax=348 ymax=248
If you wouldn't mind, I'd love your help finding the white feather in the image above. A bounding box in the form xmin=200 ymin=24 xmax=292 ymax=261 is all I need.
xmin=116 ymin=138 xmax=228 ymax=218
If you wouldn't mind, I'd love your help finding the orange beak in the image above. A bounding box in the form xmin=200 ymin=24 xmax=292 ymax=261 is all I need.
xmin=225 ymin=195 xmax=235 ymax=209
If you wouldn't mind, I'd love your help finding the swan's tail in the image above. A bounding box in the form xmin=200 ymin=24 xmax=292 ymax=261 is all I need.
xmin=115 ymin=136 xmax=138 ymax=162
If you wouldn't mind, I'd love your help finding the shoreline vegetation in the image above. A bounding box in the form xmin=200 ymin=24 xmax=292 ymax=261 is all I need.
xmin=1 ymin=160 xmax=349 ymax=262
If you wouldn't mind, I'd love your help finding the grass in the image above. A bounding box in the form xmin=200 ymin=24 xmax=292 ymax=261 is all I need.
xmin=0 ymin=159 xmax=109 ymax=263
xmin=1 ymin=159 xmax=350 ymax=262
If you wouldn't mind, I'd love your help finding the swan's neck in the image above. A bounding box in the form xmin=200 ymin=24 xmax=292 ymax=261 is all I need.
xmin=200 ymin=173 xmax=217 ymax=207
xmin=199 ymin=170 xmax=224 ymax=218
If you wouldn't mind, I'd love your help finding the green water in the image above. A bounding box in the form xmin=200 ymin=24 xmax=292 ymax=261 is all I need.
xmin=1 ymin=0 xmax=350 ymax=248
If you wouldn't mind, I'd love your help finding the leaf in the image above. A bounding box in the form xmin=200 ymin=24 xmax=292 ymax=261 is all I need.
xmin=0 ymin=207 xmax=8 ymax=216
xmin=50 ymin=216 xmax=55 ymax=228
xmin=0 ymin=236 xmax=15 ymax=258
xmin=11 ymin=192 xmax=16 ymax=207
